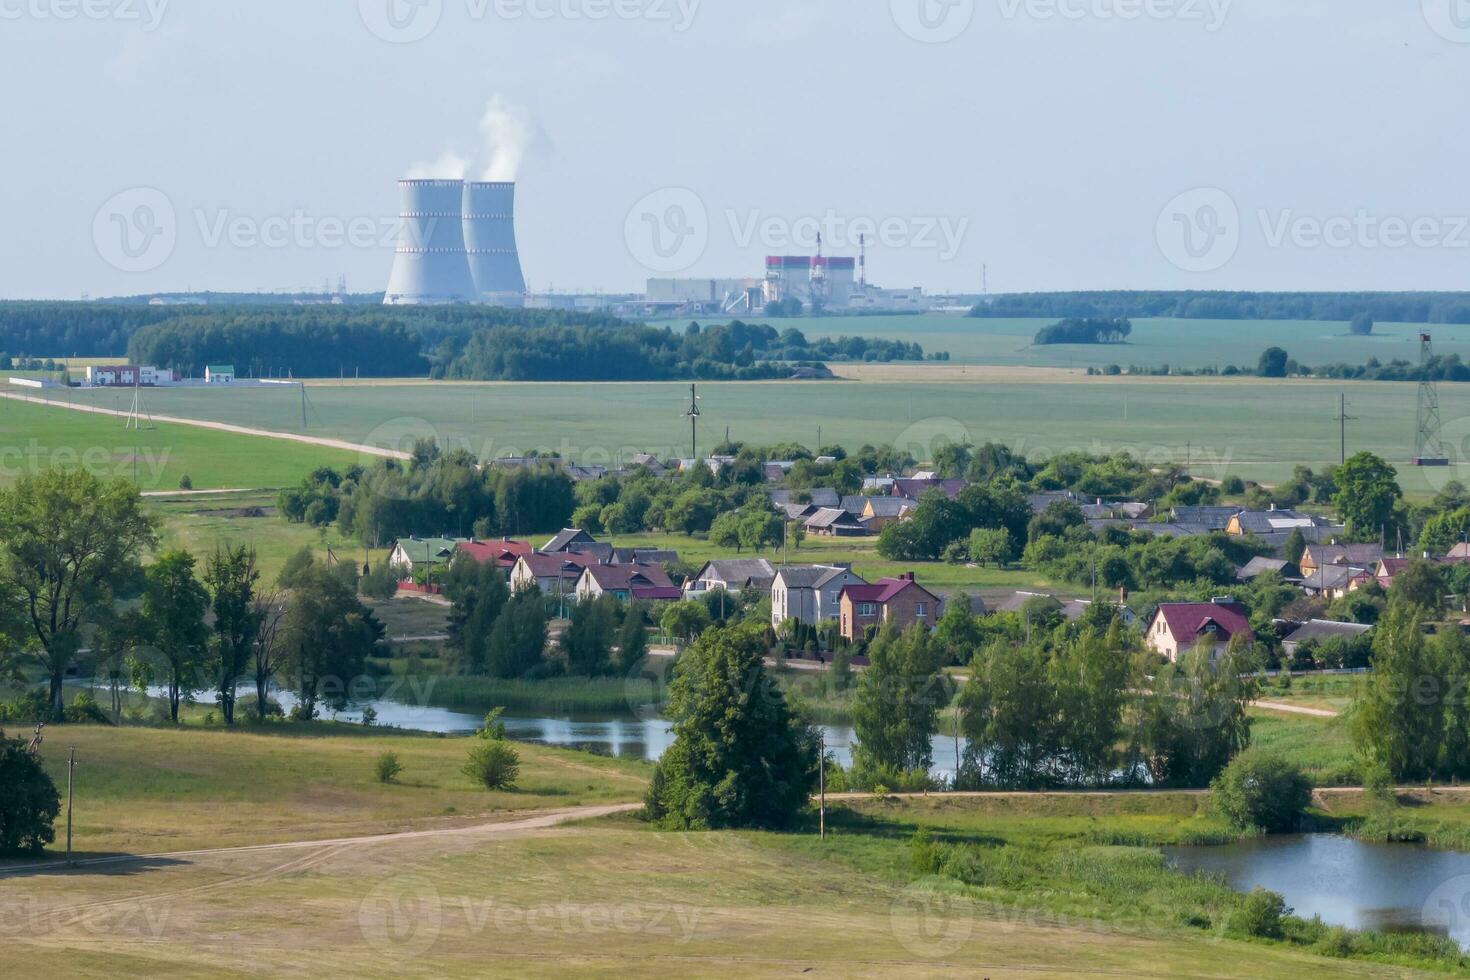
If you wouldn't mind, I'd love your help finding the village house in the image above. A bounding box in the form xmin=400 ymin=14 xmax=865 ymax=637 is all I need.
xmin=574 ymin=563 xmax=680 ymax=604
xmin=510 ymin=552 xmax=597 ymax=596
xmin=838 ymin=573 xmax=941 ymax=642
xmin=890 ymin=478 xmax=968 ymax=501
xmin=1170 ymin=506 xmax=1242 ymax=531
xmin=1298 ymin=564 xmax=1366 ymax=600
xmin=685 ymin=559 xmax=777 ymax=600
xmin=541 ymin=528 xmax=599 ymax=554
xmin=1299 ymin=543 xmax=1385 ymax=578
xmin=1235 ymin=556 xmax=1300 ymax=583
xmin=456 ymin=539 xmax=534 ymax=571
xmin=855 ymin=496 xmax=914 ymax=532
xmin=387 ymin=536 xmax=462 ymax=580
xmin=1225 ymin=509 xmax=1340 ymax=551
xmin=1144 ymin=599 xmax=1255 ymax=662
xmin=1280 ymin=619 xmax=1373 ymax=659
xmin=770 ymin=565 xmax=867 ymax=629
xmin=803 ymin=507 xmax=868 ymax=537
xmin=769 ymin=488 xmax=840 ymax=509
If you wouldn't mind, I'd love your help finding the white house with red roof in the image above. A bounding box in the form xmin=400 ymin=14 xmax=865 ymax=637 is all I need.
xmin=1144 ymin=599 xmax=1255 ymax=662
xmin=456 ymin=539 xmax=533 ymax=571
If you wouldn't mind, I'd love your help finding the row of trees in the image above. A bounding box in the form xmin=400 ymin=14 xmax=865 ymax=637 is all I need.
xmin=430 ymin=319 xmax=928 ymax=382
xmin=0 ymin=469 xmax=385 ymax=724
xmin=1032 ymin=317 xmax=1133 ymax=345
xmin=972 ymin=290 xmax=1470 ymax=324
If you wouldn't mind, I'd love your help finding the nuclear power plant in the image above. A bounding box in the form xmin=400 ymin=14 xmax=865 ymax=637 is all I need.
xmin=383 ymin=178 xmax=526 ymax=307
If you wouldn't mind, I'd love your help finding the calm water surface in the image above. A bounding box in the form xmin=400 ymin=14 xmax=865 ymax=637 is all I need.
xmin=1166 ymin=834 xmax=1470 ymax=948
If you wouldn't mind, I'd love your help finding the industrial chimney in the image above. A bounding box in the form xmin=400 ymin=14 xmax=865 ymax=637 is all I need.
xmin=383 ymin=179 xmax=477 ymax=306
xmin=462 ymin=181 xmax=526 ymax=307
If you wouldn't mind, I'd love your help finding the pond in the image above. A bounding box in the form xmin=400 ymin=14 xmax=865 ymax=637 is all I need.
xmin=1165 ymin=833 xmax=1470 ymax=948
xmin=138 ymin=684 xmax=969 ymax=779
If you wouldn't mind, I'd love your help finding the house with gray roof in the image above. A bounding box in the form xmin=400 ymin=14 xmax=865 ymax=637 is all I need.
xmin=804 ymin=508 xmax=868 ymax=537
xmin=1236 ymin=556 xmax=1300 ymax=583
xmin=542 ymin=528 xmax=599 ymax=553
xmin=771 ymin=565 xmax=867 ymax=628
xmin=685 ymin=558 xmax=777 ymax=600
xmin=1281 ymin=619 xmax=1373 ymax=658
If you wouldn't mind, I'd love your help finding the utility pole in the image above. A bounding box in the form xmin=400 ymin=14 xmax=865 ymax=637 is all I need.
xmin=684 ymin=384 xmax=701 ymax=462
xmin=65 ymin=746 xmax=76 ymax=866
xmin=818 ymin=730 xmax=826 ymax=840
xmin=300 ymin=383 xmax=308 ymax=430
xmin=1334 ymin=393 xmax=1356 ymax=466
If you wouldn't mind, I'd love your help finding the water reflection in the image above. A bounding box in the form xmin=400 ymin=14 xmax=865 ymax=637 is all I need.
xmin=1166 ymin=834 xmax=1470 ymax=948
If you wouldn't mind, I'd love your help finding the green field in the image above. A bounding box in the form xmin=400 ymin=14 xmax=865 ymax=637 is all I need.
xmin=725 ymin=314 xmax=1470 ymax=371
xmin=20 ymin=372 xmax=1469 ymax=491
xmin=0 ymin=396 xmax=360 ymax=491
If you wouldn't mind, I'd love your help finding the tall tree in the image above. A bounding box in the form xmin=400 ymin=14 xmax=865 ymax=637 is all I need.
xmin=1334 ymin=452 xmax=1401 ymax=540
xmin=484 ymin=591 xmax=547 ymax=679
xmin=0 ymin=470 xmax=156 ymax=716
xmin=561 ymin=596 xmax=619 ymax=676
xmin=250 ymin=590 xmax=287 ymax=722
xmin=206 ymin=545 xmax=262 ymax=725
xmin=645 ymin=625 xmax=817 ymax=829
xmin=1350 ymin=603 xmax=1444 ymax=780
xmin=851 ymin=625 xmax=948 ymax=780
xmin=139 ymin=551 xmax=211 ymax=723
xmin=282 ymin=561 xmax=384 ymax=718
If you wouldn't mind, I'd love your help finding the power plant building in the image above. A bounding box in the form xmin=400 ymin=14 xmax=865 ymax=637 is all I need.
xmin=763 ymin=255 xmax=856 ymax=308
xmin=384 ymin=179 xmax=526 ymax=307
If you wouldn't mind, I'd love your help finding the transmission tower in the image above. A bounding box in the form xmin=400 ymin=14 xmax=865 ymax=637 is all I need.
xmin=123 ymin=380 xmax=154 ymax=431
xmin=1414 ymin=332 xmax=1449 ymax=466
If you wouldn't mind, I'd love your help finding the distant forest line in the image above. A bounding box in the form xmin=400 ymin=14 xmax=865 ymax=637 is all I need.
xmin=0 ymin=304 xmax=932 ymax=381
xmin=973 ymin=291 xmax=1470 ymax=324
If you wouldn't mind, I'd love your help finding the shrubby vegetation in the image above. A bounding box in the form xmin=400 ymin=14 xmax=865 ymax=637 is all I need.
xmin=0 ymin=728 xmax=61 ymax=855
xmin=972 ymin=290 xmax=1470 ymax=323
xmin=1032 ymin=317 xmax=1132 ymax=345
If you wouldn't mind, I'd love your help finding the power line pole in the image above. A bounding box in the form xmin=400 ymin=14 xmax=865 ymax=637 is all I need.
xmin=684 ymin=384 xmax=701 ymax=462
xmin=818 ymin=730 xmax=826 ymax=840
xmin=65 ymin=746 xmax=76 ymax=866
xmin=1334 ymin=393 xmax=1357 ymax=466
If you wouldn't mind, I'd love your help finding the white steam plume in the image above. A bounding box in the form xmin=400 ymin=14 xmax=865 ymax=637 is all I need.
xmin=404 ymin=149 xmax=469 ymax=180
xmin=479 ymin=96 xmax=534 ymax=182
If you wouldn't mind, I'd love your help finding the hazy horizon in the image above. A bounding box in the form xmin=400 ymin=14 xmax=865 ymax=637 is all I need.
xmin=2 ymin=1 xmax=1467 ymax=301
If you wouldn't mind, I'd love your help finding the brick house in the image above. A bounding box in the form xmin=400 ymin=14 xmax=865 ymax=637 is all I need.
xmin=574 ymin=563 xmax=680 ymax=604
xmin=1143 ymin=599 xmax=1255 ymax=662
xmin=838 ymin=573 xmax=941 ymax=642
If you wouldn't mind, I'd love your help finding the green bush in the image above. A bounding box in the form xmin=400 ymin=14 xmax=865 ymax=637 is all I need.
xmin=375 ymin=750 xmax=403 ymax=784
xmin=0 ymin=728 xmax=62 ymax=855
xmin=1227 ymin=887 xmax=1287 ymax=939
xmin=359 ymin=563 xmax=398 ymax=600
xmin=1211 ymin=751 xmax=1312 ymax=833
xmin=462 ymin=740 xmax=520 ymax=790
xmin=62 ymin=692 xmax=111 ymax=725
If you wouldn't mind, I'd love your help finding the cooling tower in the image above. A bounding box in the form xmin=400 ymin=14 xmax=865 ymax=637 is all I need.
xmin=463 ymin=181 xmax=527 ymax=308
xmin=384 ymin=179 xmax=478 ymax=306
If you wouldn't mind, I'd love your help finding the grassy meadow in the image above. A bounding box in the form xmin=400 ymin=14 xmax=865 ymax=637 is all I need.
xmin=23 ymin=724 xmax=650 ymax=857
xmin=0 ymin=395 xmax=360 ymax=491
xmin=726 ymin=314 xmax=1470 ymax=371
xmin=18 ymin=369 xmax=1470 ymax=492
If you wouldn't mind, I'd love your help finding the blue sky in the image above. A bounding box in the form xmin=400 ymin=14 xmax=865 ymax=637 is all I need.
xmin=1 ymin=1 xmax=1466 ymax=299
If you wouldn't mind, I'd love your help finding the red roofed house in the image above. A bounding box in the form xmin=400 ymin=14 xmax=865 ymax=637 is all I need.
xmin=456 ymin=539 xmax=534 ymax=571
xmin=839 ymin=573 xmax=941 ymax=642
xmin=575 ymin=563 xmax=680 ymax=604
xmin=510 ymin=552 xmax=598 ymax=597
xmin=1144 ymin=599 xmax=1255 ymax=662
